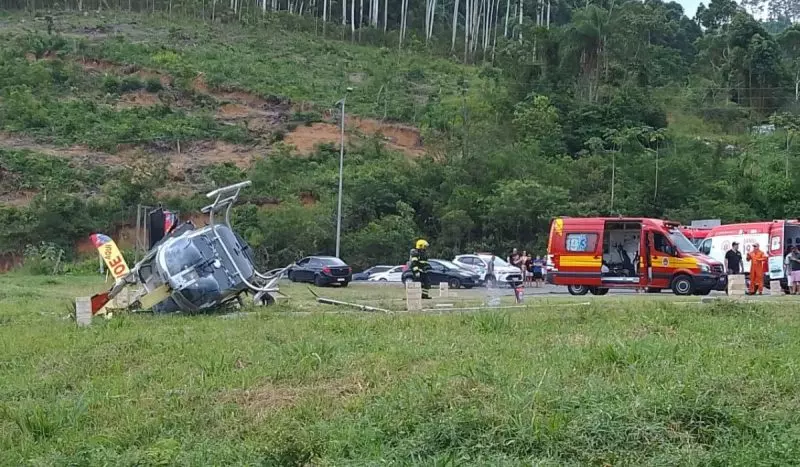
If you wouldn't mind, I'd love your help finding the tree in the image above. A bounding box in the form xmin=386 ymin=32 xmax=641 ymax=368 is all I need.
xmin=484 ymin=179 xmax=569 ymax=251
xmin=512 ymin=93 xmax=563 ymax=155
xmin=696 ymin=0 xmax=739 ymax=30
xmin=769 ymin=112 xmax=800 ymax=178
xmin=778 ymin=25 xmax=800 ymax=101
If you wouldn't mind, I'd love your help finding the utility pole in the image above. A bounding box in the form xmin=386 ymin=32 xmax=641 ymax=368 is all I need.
xmin=335 ymin=87 xmax=354 ymax=258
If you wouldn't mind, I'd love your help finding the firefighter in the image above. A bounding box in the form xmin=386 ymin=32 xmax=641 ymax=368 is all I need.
xmin=747 ymin=243 xmax=767 ymax=295
xmin=410 ymin=239 xmax=432 ymax=299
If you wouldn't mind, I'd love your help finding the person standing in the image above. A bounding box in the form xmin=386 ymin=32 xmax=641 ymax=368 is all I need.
xmin=522 ymin=250 xmax=532 ymax=284
xmin=508 ymin=248 xmax=520 ymax=268
xmin=747 ymin=243 xmax=767 ymax=295
xmin=485 ymin=254 xmax=496 ymax=288
xmin=788 ymin=246 xmax=800 ymax=294
xmin=725 ymin=242 xmax=743 ymax=275
xmin=533 ymin=255 xmax=545 ymax=287
xmin=410 ymin=239 xmax=432 ymax=299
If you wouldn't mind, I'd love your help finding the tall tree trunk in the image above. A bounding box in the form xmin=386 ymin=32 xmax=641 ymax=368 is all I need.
xmin=359 ymin=0 xmax=363 ymax=41
xmin=464 ymin=0 xmax=471 ymax=62
xmin=425 ymin=0 xmax=431 ymax=43
xmin=503 ymin=0 xmax=509 ymax=37
xmin=518 ymin=0 xmax=522 ymax=42
xmin=492 ymin=0 xmax=500 ymax=61
xmin=451 ymin=0 xmax=460 ymax=51
xmin=428 ymin=0 xmax=437 ymax=41
xmin=351 ymin=0 xmax=356 ymax=41
xmin=473 ymin=0 xmax=483 ymax=55
xmin=342 ymin=0 xmax=346 ymax=25
xmin=322 ymin=0 xmax=327 ymax=34
xmin=795 ymin=70 xmax=799 ymax=101
xmin=610 ymin=150 xmax=616 ymax=212
xmin=546 ymin=0 xmax=550 ymax=28
xmin=400 ymin=0 xmax=408 ymax=47
xmin=384 ymin=0 xmax=387 ymax=32
xmin=653 ymin=145 xmax=659 ymax=204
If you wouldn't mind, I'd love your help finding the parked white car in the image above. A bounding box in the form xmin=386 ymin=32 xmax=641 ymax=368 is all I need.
xmin=368 ymin=265 xmax=406 ymax=282
xmin=453 ymin=253 xmax=524 ymax=286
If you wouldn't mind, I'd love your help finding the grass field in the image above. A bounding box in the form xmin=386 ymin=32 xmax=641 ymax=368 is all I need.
xmin=3 ymin=274 xmax=800 ymax=465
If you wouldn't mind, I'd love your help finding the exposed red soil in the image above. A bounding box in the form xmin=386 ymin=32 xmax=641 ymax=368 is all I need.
xmin=0 ymin=132 xmax=126 ymax=166
xmin=0 ymin=190 xmax=38 ymax=207
xmin=74 ymin=225 xmax=138 ymax=257
xmin=0 ymin=254 xmax=23 ymax=273
xmin=75 ymin=59 xmax=425 ymax=156
xmin=285 ymin=119 xmax=424 ymax=157
xmin=284 ymin=122 xmax=344 ymax=154
xmin=117 ymin=90 xmax=161 ymax=109
xmin=217 ymin=103 xmax=252 ymax=119
xmin=299 ymin=191 xmax=317 ymax=206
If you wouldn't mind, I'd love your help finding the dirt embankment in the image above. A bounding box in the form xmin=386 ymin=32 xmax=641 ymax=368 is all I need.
xmin=2 ymin=57 xmax=427 ymax=209
xmin=285 ymin=118 xmax=423 ymax=156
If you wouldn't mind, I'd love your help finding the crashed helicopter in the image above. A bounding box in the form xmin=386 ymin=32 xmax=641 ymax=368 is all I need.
xmin=89 ymin=181 xmax=286 ymax=316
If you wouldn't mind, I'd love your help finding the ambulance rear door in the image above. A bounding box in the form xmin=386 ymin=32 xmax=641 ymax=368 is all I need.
xmin=768 ymin=222 xmax=785 ymax=280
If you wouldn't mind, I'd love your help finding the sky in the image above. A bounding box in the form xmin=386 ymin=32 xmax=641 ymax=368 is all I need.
xmin=676 ymin=0 xmax=703 ymax=18
xmin=673 ymin=0 xmax=769 ymax=20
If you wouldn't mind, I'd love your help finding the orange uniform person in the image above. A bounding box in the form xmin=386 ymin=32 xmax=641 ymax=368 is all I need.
xmin=747 ymin=243 xmax=768 ymax=295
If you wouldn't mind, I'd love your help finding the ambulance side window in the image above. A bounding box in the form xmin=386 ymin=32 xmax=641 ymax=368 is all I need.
xmin=565 ymin=233 xmax=598 ymax=252
xmin=653 ymin=233 xmax=677 ymax=256
xmin=700 ymin=238 xmax=712 ymax=255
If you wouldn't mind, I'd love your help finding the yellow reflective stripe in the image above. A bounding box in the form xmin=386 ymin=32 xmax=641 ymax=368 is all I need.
xmin=559 ymin=255 xmax=601 ymax=267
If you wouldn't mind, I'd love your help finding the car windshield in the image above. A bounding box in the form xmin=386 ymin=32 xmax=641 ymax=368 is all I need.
xmin=668 ymin=229 xmax=699 ymax=253
xmin=478 ymin=255 xmax=510 ymax=267
xmin=435 ymin=260 xmax=461 ymax=270
xmin=319 ymin=257 xmax=346 ymax=266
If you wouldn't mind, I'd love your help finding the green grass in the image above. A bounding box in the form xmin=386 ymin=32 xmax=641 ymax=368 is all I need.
xmin=2 ymin=274 xmax=800 ymax=465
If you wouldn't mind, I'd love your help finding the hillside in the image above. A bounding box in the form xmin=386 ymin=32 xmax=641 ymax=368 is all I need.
xmin=2 ymin=2 xmax=800 ymax=271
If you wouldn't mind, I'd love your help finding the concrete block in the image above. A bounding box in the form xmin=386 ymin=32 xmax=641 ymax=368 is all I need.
xmin=727 ymin=275 xmax=747 ymax=295
xmin=75 ymin=297 xmax=91 ymax=327
xmin=405 ymin=282 xmax=421 ymax=311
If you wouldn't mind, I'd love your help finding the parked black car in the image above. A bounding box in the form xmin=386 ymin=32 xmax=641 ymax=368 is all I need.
xmin=352 ymin=265 xmax=394 ymax=281
xmin=288 ymin=256 xmax=352 ymax=287
xmin=401 ymin=259 xmax=481 ymax=289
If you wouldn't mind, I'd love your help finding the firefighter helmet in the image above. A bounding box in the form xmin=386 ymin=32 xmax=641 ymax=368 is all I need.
xmin=415 ymin=239 xmax=429 ymax=249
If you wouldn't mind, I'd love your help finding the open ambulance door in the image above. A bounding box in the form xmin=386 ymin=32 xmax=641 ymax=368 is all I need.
xmin=769 ymin=223 xmax=786 ymax=281
xmin=642 ymin=230 xmax=654 ymax=288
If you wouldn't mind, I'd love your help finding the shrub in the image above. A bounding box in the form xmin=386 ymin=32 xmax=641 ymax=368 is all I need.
xmin=145 ymin=77 xmax=163 ymax=93
xmin=21 ymin=242 xmax=65 ymax=275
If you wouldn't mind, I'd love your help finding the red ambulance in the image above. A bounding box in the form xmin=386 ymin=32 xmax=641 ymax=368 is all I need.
xmin=697 ymin=220 xmax=800 ymax=292
xmin=546 ymin=217 xmax=726 ymax=296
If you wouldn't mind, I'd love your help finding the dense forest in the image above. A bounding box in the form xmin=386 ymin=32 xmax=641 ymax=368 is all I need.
xmin=1 ymin=0 xmax=800 ymax=270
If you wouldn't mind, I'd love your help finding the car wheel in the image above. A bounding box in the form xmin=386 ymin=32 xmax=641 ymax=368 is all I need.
xmin=379 ymin=278 xmax=387 ymax=282
xmin=567 ymin=284 xmax=589 ymax=295
xmin=589 ymin=287 xmax=609 ymax=296
xmin=314 ymin=275 xmax=326 ymax=287
xmin=671 ymin=275 xmax=694 ymax=296
xmin=448 ymin=278 xmax=461 ymax=289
